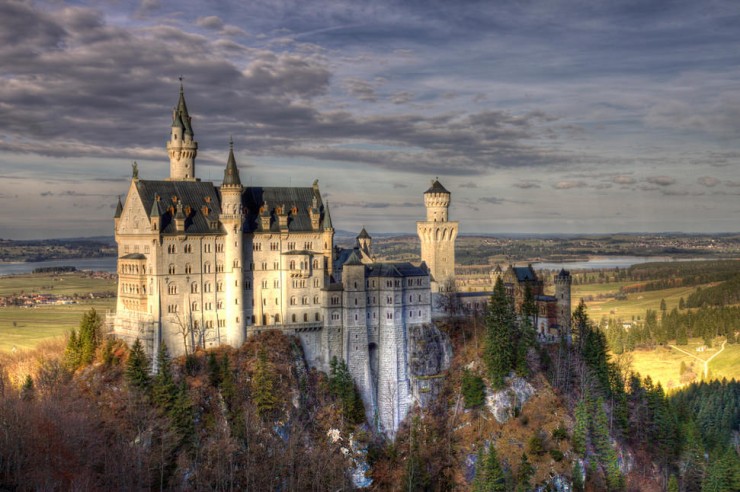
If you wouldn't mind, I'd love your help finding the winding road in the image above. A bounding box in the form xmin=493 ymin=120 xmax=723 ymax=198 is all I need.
xmin=669 ymin=340 xmax=727 ymax=379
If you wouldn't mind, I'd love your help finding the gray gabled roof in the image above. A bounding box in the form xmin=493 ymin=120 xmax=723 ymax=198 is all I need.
xmin=425 ymin=179 xmax=450 ymax=194
xmin=136 ymin=179 xmax=223 ymax=235
xmin=512 ymin=265 xmax=538 ymax=282
xmin=366 ymin=262 xmax=427 ymax=278
xmin=241 ymin=186 xmax=329 ymax=233
xmin=344 ymin=250 xmax=363 ymax=266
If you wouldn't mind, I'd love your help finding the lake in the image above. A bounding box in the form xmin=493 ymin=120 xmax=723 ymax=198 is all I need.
xmin=0 ymin=257 xmax=118 ymax=276
xmin=531 ymin=256 xmax=690 ymax=271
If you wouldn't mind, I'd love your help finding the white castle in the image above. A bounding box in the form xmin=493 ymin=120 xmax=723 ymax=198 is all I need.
xmin=111 ymin=85 xmax=459 ymax=433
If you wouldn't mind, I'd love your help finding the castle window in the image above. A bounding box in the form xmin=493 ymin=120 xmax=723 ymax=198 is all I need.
xmin=168 ymin=284 xmax=177 ymax=295
xmin=315 ymin=313 xmax=320 ymax=321
xmin=203 ymin=262 xmax=211 ymax=273
xmin=216 ymin=243 xmax=224 ymax=253
xmin=354 ymin=298 xmax=358 ymax=306
xmin=218 ymin=300 xmax=224 ymax=309
xmin=304 ymin=313 xmax=308 ymax=322
xmin=274 ymin=314 xmax=280 ymax=323
xmin=313 ymin=259 xmax=319 ymax=269
xmin=290 ymin=260 xmax=296 ymax=270
xmin=235 ymin=298 xmax=238 ymax=305
xmin=288 ymin=242 xmax=295 ymax=250
xmin=418 ymin=310 xmax=421 ymax=317
xmin=167 ymin=304 xmax=178 ymax=313
xmin=290 ymin=296 xmax=297 ymax=306
xmin=275 ymin=298 xmax=279 ymax=306
xmin=270 ymin=242 xmax=279 ymax=251
xmin=331 ymin=311 xmax=340 ymax=321
xmin=217 ymin=282 xmax=224 ymax=292
xmin=245 ymin=280 xmax=252 ymax=290
xmin=262 ymin=280 xmax=268 ymax=289
xmin=219 ymin=319 xmax=226 ymax=328
xmin=184 ymin=244 xmax=192 ymax=254
xmin=354 ymin=281 xmax=357 ymax=289
xmin=253 ymin=243 xmax=262 ymax=251
xmin=355 ymin=314 xmax=358 ymax=321
xmin=274 ymin=279 xmax=279 ymax=288
xmin=216 ymin=263 xmax=224 ymax=273
xmin=168 ymin=264 xmax=176 ymax=274
xmin=314 ymin=279 xmax=320 ymax=287
xmin=261 ymin=262 xmax=268 ymax=270
xmin=234 ymin=260 xmax=240 ymax=268
xmin=274 ymin=261 xmax=279 ymax=270
xmin=185 ymin=264 xmax=192 ymax=274
xmin=292 ymin=314 xmax=296 ymax=322
xmin=302 ymin=296 xmax=308 ymax=305
xmin=331 ymin=296 xmax=339 ymax=306
xmin=192 ymin=301 xmax=199 ymax=311
xmin=313 ymin=295 xmax=319 ymax=304
xmin=204 ymin=243 xmax=211 ymax=253
xmin=205 ymin=302 xmax=212 ymax=311
xmin=191 ymin=282 xmax=199 ymax=294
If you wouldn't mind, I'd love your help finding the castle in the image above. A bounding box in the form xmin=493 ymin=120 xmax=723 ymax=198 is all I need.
xmin=111 ymin=85 xmax=570 ymax=433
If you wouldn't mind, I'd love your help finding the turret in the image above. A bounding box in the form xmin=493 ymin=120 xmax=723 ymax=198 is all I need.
xmin=220 ymin=139 xmax=245 ymax=347
xmin=357 ymin=227 xmax=372 ymax=257
xmin=114 ymin=196 xmax=123 ymax=230
xmin=166 ymin=81 xmax=198 ymax=181
xmin=322 ymin=200 xmax=335 ymax=276
xmin=417 ymin=178 xmax=458 ymax=293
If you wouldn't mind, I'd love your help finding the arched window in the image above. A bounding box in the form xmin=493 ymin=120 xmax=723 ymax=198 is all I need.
xmin=302 ymin=296 xmax=308 ymax=305
xmin=191 ymin=301 xmax=198 ymax=311
xmin=203 ymin=262 xmax=211 ymax=273
xmin=292 ymin=314 xmax=296 ymax=322
xmin=290 ymin=296 xmax=297 ymax=305
xmin=290 ymin=260 xmax=296 ymax=270
xmin=185 ymin=264 xmax=192 ymax=274
xmin=168 ymin=283 xmax=177 ymax=295
xmin=191 ymin=282 xmax=198 ymax=293
xmin=168 ymin=264 xmax=175 ymax=274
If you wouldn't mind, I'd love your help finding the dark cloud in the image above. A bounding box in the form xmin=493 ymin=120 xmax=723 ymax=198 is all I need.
xmin=645 ymin=175 xmax=676 ymax=186
xmin=344 ymin=79 xmax=379 ymax=102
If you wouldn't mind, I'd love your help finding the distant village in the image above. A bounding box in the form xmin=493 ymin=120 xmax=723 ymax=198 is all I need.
xmin=0 ymin=270 xmax=116 ymax=308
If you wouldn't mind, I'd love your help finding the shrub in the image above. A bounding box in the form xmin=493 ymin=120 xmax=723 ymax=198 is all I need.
xmin=461 ymin=369 xmax=486 ymax=408
xmin=549 ymin=449 xmax=564 ymax=461
xmin=527 ymin=433 xmax=546 ymax=456
xmin=552 ymin=425 xmax=569 ymax=441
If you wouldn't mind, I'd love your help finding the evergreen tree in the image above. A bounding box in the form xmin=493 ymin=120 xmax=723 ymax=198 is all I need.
xmin=473 ymin=444 xmax=506 ymax=492
xmin=572 ymin=461 xmax=585 ymax=492
xmin=207 ymin=351 xmax=221 ymax=387
xmin=703 ymin=448 xmax=740 ymax=492
xmin=152 ymin=342 xmax=178 ymax=413
xmin=252 ymin=348 xmax=277 ymax=419
xmin=591 ymin=398 xmax=623 ymax=491
xmin=126 ymin=338 xmax=151 ymax=391
xmin=461 ymin=369 xmax=486 ymax=408
xmin=515 ymin=452 xmax=534 ymax=491
xmin=403 ymin=416 xmax=430 ymax=491
xmin=170 ymin=381 xmax=194 ymax=445
xmin=573 ymin=398 xmax=589 ymax=457
xmin=220 ymin=353 xmax=237 ymax=409
xmin=63 ymin=329 xmax=82 ymax=370
xmin=20 ymin=374 xmax=34 ymax=401
xmin=484 ymin=278 xmax=516 ymax=389
xmin=78 ymin=308 xmax=102 ymax=365
xmin=328 ymin=357 xmax=365 ymax=424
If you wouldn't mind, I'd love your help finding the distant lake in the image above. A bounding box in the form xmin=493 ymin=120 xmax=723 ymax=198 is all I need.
xmin=0 ymin=257 xmax=118 ymax=276
xmin=532 ymin=256 xmax=690 ymax=271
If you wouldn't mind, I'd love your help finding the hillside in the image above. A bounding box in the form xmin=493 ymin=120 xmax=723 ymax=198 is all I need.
xmin=1 ymin=306 xmax=738 ymax=490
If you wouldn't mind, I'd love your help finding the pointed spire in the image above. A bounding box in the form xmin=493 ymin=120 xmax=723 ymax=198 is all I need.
xmin=173 ymin=77 xmax=193 ymax=136
xmin=323 ymin=201 xmax=333 ymax=230
xmin=114 ymin=196 xmax=123 ymax=218
xmin=222 ymin=136 xmax=242 ymax=186
xmin=150 ymin=199 xmax=160 ymax=218
xmin=357 ymin=226 xmax=371 ymax=239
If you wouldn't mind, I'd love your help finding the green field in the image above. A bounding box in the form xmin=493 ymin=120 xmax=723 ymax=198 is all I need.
xmin=574 ymin=282 xmax=701 ymax=321
xmin=0 ymin=272 xmax=116 ymax=297
xmin=618 ymin=338 xmax=739 ymax=390
xmin=0 ymin=272 xmax=116 ymax=352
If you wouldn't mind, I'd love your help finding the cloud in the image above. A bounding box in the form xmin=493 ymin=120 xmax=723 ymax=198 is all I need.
xmin=697 ymin=176 xmax=720 ymax=187
xmin=392 ymin=183 xmax=408 ymax=189
xmin=553 ymin=180 xmax=587 ymax=190
xmin=726 ymin=180 xmax=740 ymax=187
xmin=479 ymin=197 xmax=504 ymax=205
xmin=343 ymin=78 xmax=379 ymax=102
xmin=391 ymin=91 xmax=413 ymax=104
xmin=612 ymin=175 xmax=636 ymax=185
xmin=459 ymin=182 xmax=477 ymax=188
xmin=645 ymin=176 xmax=676 ymax=186
xmin=513 ymin=182 xmax=540 ymax=189
xmin=40 ymin=191 xmax=54 ymax=197
xmin=196 ymin=16 xmax=224 ymax=30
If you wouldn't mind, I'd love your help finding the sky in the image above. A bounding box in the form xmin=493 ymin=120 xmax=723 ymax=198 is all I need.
xmin=1 ymin=0 xmax=739 ymax=239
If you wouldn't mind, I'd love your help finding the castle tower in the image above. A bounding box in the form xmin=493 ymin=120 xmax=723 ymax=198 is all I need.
xmin=416 ymin=179 xmax=458 ymax=292
xmin=357 ymin=227 xmax=372 ymax=259
xmin=166 ymin=81 xmax=198 ymax=181
xmin=322 ymin=200 xmax=335 ymax=276
xmin=221 ymin=139 xmax=245 ymax=347
xmin=555 ymin=269 xmax=572 ymax=342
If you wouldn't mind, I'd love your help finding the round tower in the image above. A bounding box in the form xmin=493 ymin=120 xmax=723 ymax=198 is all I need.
xmin=416 ymin=178 xmax=458 ymax=292
xmin=555 ymin=269 xmax=572 ymax=342
xmin=166 ymin=81 xmax=198 ymax=181
xmin=221 ymin=139 xmax=245 ymax=347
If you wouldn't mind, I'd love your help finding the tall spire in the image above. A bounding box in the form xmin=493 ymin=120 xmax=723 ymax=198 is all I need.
xmin=323 ymin=201 xmax=333 ymax=230
xmin=174 ymin=77 xmax=193 ymax=137
xmin=166 ymin=79 xmax=198 ymax=181
xmin=222 ymin=136 xmax=242 ymax=187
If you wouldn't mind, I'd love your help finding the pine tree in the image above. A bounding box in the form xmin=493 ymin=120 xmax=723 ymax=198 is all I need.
xmin=78 ymin=308 xmax=102 ymax=365
xmin=252 ymin=348 xmax=277 ymax=419
xmin=170 ymin=381 xmax=194 ymax=445
xmin=207 ymin=351 xmax=221 ymax=387
xmin=515 ymin=452 xmax=534 ymax=491
xmin=64 ymin=329 xmax=82 ymax=370
xmin=573 ymin=398 xmax=589 ymax=457
xmin=473 ymin=444 xmax=506 ymax=492
xmin=572 ymin=461 xmax=585 ymax=492
xmin=403 ymin=416 xmax=430 ymax=491
xmin=329 ymin=356 xmax=365 ymax=424
xmin=484 ymin=277 xmax=516 ymax=389
xmin=703 ymin=448 xmax=740 ymax=492
xmin=126 ymin=338 xmax=151 ymax=391
xmin=152 ymin=342 xmax=177 ymax=412
xmin=461 ymin=369 xmax=486 ymax=408
xmin=20 ymin=374 xmax=34 ymax=401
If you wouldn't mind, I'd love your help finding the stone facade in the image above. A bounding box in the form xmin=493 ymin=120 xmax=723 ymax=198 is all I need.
xmin=111 ymin=86 xmax=438 ymax=434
